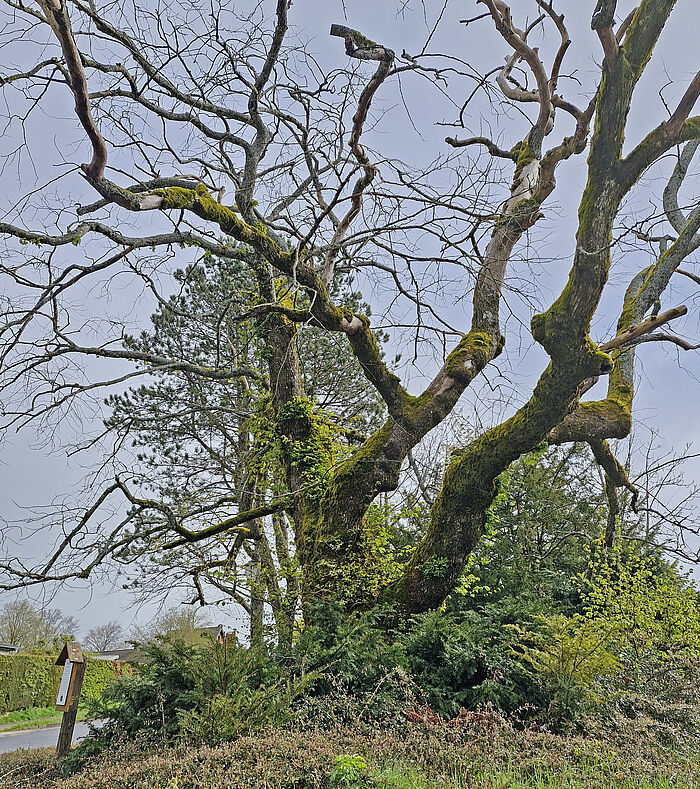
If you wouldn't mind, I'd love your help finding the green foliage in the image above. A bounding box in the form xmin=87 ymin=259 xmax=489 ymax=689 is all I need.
xmin=581 ymin=546 xmax=700 ymax=662
xmin=504 ymin=543 xmax=700 ymax=730
xmin=513 ymin=614 xmax=621 ymax=729
xmin=295 ymin=602 xmax=403 ymax=693
xmin=105 ymin=253 xmax=385 ymax=620
xmin=398 ymin=601 xmax=546 ymax=718
xmin=310 ymin=506 xmax=404 ymax=609
xmin=0 ymin=655 xmax=59 ymax=712
xmin=422 ymin=556 xmax=448 ymax=579
xmin=87 ymin=637 xmax=313 ymax=747
xmin=329 ymin=754 xmax=368 ymax=789
xmin=459 ymin=444 xmax=609 ymax=612
xmin=295 ymin=599 xmax=544 ymax=721
xmin=81 ymin=658 xmax=127 ymax=706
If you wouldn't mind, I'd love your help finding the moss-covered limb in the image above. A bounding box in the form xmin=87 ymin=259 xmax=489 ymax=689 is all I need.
xmin=589 ymin=438 xmax=638 ymax=504
xmin=157 ymin=189 xmax=411 ymax=419
xmin=0 ymin=221 xmax=95 ymax=246
xmin=546 ymin=396 xmax=631 ymax=445
xmin=530 ymin=178 xmax=619 ymax=362
xmin=618 ymin=117 xmax=700 ymax=195
xmin=554 ymin=209 xmax=699 ymax=454
xmin=76 ymin=177 xmax=221 ymax=217
xmin=297 ymin=331 xmax=498 ymax=610
xmin=546 ymin=304 xmax=686 ymax=448
xmin=618 ymin=0 xmax=678 ymax=80
xmin=472 ymin=211 xmax=535 ymax=337
xmin=530 ymin=33 xmax=649 ymax=357
xmin=384 ymin=343 xmax=615 ymax=612
xmin=160 ymin=498 xmax=291 ymax=550
xmin=536 ymin=95 xmax=598 ymax=198
xmin=606 ymin=306 xmax=688 ymax=350
xmin=417 ymin=140 xmax=544 ymax=431
xmin=341 ymin=316 xmax=412 ymax=422
xmin=529 ymin=35 xmax=647 ymax=359
xmin=298 ymin=419 xmax=403 ymax=609
xmin=329 ymin=24 xmax=393 ymax=61
xmin=616 ymin=223 xmax=700 ymax=337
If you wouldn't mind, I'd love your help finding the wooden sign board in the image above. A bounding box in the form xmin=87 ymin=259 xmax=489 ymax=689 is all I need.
xmin=55 ymin=642 xmax=85 ymax=712
xmin=56 ymin=641 xmax=85 ymax=666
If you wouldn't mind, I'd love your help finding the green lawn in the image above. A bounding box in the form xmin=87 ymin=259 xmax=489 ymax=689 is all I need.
xmin=0 ymin=706 xmax=87 ymax=732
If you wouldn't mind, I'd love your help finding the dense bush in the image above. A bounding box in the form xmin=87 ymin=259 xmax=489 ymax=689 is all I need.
xmin=89 ymin=551 xmax=700 ymax=748
xmin=293 ymin=597 xmax=551 ymax=722
xmin=86 ymin=637 xmax=314 ymax=746
xmin=293 ymin=544 xmax=700 ymax=731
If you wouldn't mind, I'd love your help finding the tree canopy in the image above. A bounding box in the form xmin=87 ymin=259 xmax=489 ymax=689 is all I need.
xmin=1 ymin=0 xmax=700 ymax=639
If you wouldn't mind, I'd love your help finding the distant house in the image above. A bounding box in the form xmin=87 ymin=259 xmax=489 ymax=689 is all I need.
xmin=195 ymin=625 xmax=226 ymax=644
xmin=94 ymin=626 xmax=227 ymax=661
xmin=0 ymin=643 xmax=18 ymax=654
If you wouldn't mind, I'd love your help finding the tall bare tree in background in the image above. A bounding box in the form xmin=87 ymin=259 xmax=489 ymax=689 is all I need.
xmin=0 ymin=600 xmax=79 ymax=651
xmin=85 ymin=619 xmax=124 ymax=652
xmin=1 ymin=0 xmax=700 ymax=634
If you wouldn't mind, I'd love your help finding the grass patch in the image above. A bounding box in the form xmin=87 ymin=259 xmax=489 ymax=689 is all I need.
xmin=0 ymin=706 xmax=88 ymax=732
xmin=381 ymin=764 xmax=696 ymax=789
xmin=0 ymin=707 xmax=58 ymax=725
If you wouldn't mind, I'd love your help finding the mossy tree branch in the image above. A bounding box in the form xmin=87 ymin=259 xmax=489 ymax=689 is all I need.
xmin=383 ymin=0 xmax=695 ymax=613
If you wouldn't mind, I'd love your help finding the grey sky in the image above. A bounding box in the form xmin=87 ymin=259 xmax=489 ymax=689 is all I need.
xmin=1 ymin=0 xmax=699 ymax=635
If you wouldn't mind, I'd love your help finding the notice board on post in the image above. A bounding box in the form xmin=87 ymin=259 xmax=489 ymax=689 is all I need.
xmin=55 ymin=641 xmax=85 ymax=712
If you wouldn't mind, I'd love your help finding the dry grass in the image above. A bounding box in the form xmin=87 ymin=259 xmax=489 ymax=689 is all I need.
xmin=0 ymin=714 xmax=698 ymax=789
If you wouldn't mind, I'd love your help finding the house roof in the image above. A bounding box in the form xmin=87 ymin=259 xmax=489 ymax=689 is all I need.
xmin=195 ymin=625 xmax=225 ymax=640
xmin=94 ymin=647 xmax=143 ymax=662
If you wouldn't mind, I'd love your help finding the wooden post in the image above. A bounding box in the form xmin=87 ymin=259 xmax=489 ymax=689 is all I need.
xmin=55 ymin=641 xmax=86 ymax=758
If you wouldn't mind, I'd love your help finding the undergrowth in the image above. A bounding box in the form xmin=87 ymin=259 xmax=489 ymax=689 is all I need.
xmin=1 ymin=714 xmax=699 ymax=789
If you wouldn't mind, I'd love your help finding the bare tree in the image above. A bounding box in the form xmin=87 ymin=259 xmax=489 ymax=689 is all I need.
xmin=85 ymin=620 xmax=124 ymax=652
xmin=129 ymin=606 xmax=211 ymax=644
xmin=1 ymin=0 xmax=699 ymax=624
xmin=0 ymin=599 xmax=79 ymax=650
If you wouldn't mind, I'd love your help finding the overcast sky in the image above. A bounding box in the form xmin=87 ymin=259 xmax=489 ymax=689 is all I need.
xmin=1 ymin=0 xmax=698 ymax=637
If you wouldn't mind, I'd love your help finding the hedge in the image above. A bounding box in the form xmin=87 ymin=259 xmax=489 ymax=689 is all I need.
xmin=0 ymin=655 xmax=127 ymax=713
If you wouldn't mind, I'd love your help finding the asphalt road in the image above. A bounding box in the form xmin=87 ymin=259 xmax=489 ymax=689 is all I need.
xmin=0 ymin=722 xmax=96 ymax=754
